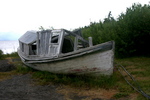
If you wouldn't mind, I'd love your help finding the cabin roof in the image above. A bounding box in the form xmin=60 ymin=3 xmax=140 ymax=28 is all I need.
xmin=19 ymin=31 xmax=37 ymax=44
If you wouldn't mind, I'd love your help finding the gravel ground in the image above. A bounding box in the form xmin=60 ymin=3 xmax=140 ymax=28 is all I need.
xmin=0 ymin=59 xmax=64 ymax=100
xmin=0 ymin=74 xmax=64 ymax=100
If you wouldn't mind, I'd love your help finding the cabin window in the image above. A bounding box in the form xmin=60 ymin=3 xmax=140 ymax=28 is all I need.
xmin=29 ymin=42 xmax=37 ymax=55
xmin=62 ymin=38 xmax=74 ymax=53
xmin=21 ymin=43 xmax=24 ymax=52
xmin=51 ymin=36 xmax=58 ymax=43
xmin=51 ymin=33 xmax=59 ymax=44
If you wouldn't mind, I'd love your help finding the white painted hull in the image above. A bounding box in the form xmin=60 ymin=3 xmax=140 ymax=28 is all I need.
xmin=18 ymin=41 xmax=114 ymax=76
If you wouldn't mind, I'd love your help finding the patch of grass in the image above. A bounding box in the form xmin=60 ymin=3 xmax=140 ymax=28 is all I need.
xmin=117 ymin=82 xmax=133 ymax=93
xmin=115 ymin=57 xmax=150 ymax=99
xmin=130 ymin=71 xmax=145 ymax=76
xmin=113 ymin=92 xmax=129 ymax=99
xmin=137 ymin=94 xmax=149 ymax=100
xmin=15 ymin=63 xmax=33 ymax=74
xmin=31 ymin=70 xmax=118 ymax=88
xmin=0 ymin=71 xmax=16 ymax=81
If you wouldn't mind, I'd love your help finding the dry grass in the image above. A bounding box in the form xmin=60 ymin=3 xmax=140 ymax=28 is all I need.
xmin=0 ymin=57 xmax=18 ymax=81
xmin=0 ymin=71 xmax=16 ymax=82
xmin=57 ymin=85 xmax=118 ymax=100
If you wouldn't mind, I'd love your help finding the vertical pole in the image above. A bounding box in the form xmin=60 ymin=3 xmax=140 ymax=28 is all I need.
xmin=74 ymin=36 xmax=78 ymax=51
xmin=88 ymin=37 xmax=93 ymax=47
xmin=36 ymin=32 xmax=39 ymax=55
xmin=57 ymin=29 xmax=64 ymax=54
xmin=48 ymin=31 xmax=52 ymax=56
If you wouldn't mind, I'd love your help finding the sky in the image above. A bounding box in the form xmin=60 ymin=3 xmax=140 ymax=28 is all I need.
xmin=0 ymin=0 xmax=149 ymax=40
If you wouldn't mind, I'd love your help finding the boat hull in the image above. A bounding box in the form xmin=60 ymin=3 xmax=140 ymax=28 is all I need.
xmin=22 ymin=51 xmax=114 ymax=76
xmin=18 ymin=41 xmax=115 ymax=76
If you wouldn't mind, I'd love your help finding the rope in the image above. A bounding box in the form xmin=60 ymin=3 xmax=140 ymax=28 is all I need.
xmin=115 ymin=62 xmax=150 ymax=99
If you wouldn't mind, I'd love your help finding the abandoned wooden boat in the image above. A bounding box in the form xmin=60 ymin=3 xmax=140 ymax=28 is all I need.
xmin=18 ymin=29 xmax=115 ymax=76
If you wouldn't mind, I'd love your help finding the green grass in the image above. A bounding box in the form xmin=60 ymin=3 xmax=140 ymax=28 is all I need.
xmin=113 ymin=92 xmax=129 ymax=99
xmin=115 ymin=57 xmax=150 ymax=99
xmin=15 ymin=64 xmax=34 ymax=74
xmin=31 ymin=70 xmax=118 ymax=88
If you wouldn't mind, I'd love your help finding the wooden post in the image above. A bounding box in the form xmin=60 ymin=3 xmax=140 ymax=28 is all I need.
xmin=57 ymin=29 xmax=64 ymax=54
xmin=74 ymin=36 xmax=78 ymax=51
xmin=88 ymin=37 xmax=93 ymax=47
xmin=48 ymin=32 xmax=52 ymax=56
xmin=36 ymin=32 xmax=39 ymax=55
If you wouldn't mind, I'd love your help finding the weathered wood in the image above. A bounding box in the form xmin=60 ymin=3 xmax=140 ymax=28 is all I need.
xmin=48 ymin=31 xmax=59 ymax=56
xmin=88 ymin=37 xmax=93 ymax=47
xmin=74 ymin=36 xmax=78 ymax=51
xmin=36 ymin=32 xmax=39 ymax=55
xmin=45 ymin=31 xmax=50 ymax=55
xmin=22 ymin=49 xmax=114 ymax=76
xmin=19 ymin=31 xmax=37 ymax=44
xmin=18 ymin=41 xmax=113 ymax=61
xmin=64 ymin=29 xmax=89 ymax=44
xmin=25 ymin=44 xmax=29 ymax=55
xmin=57 ymin=30 xmax=64 ymax=54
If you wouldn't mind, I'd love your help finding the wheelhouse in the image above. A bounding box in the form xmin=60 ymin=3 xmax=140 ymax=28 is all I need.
xmin=18 ymin=29 xmax=91 ymax=58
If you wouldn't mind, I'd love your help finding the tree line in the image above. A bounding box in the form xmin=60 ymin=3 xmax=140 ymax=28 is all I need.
xmin=81 ymin=3 xmax=150 ymax=58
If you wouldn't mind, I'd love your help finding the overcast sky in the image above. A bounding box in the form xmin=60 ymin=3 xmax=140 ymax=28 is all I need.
xmin=0 ymin=0 xmax=149 ymax=40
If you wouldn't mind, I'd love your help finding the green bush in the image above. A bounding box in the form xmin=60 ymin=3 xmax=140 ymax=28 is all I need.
xmin=4 ymin=52 xmax=19 ymax=57
xmin=0 ymin=50 xmax=4 ymax=60
xmin=0 ymin=51 xmax=19 ymax=60
xmin=81 ymin=3 xmax=150 ymax=58
xmin=116 ymin=3 xmax=150 ymax=57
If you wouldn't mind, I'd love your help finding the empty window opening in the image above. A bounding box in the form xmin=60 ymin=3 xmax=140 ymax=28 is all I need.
xmin=62 ymin=38 xmax=74 ymax=53
xmin=29 ymin=42 xmax=37 ymax=55
xmin=21 ymin=43 xmax=24 ymax=52
xmin=51 ymin=36 xmax=58 ymax=43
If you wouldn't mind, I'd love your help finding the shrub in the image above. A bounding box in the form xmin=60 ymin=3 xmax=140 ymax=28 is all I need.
xmin=116 ymin=3 xmax=150 ymax=57
xmin=81 ymin=3 xmax=150 ymax=58
xmin=0 ymin=50 xmax=4 ymax=60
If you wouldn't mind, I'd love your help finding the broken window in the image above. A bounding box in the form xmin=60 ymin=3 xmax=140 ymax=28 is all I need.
xmin=29 ymin=42 xmax=37 ymax=55
xmin=62 ymin=37 xmax=74 ymax=53
xmin=21 ymin=43 xmax=24 ymax=52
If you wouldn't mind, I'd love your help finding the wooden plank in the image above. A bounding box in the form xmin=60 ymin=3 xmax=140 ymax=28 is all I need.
xmin=48 ymin=32 xmax=52 ymax=56
xmin=24 ymin=44 xmax=29 ymax=55
xmin=46 ymin=31 xmax=51 ymax=55
xmin=64 ymin=29 xmax=89 ymax=44
xmin=57 ymin=30 xmax=64 ymax=54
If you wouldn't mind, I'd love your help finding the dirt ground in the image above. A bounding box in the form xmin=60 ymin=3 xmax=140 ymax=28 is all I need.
xmin=0 ymin=74 xmax=65 ymax=100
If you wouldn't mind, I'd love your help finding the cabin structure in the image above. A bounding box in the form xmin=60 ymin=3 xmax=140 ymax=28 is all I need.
xmin=18 ymin=29 xmax=91 ymax=58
